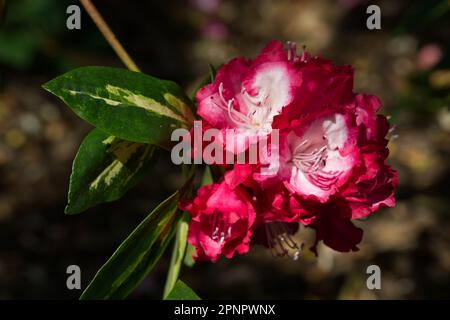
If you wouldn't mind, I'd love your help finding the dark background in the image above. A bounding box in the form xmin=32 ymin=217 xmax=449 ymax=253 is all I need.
xmin=0 ymin=0 xmax=449 ymax=299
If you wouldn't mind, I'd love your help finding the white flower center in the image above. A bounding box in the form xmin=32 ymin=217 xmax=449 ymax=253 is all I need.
xmin=217 ymin=82 xmax=274 ymax=134
xmin=291 ymin=137 xmax=341 ymax=190
xmin=289 ymin=114 xmax=349 ymax=191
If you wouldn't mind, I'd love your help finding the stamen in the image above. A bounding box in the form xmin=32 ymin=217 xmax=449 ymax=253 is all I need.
xmin=264 ymin=222 xmax=302 ymax=260
xmin=292 ymin=139 xmax=309 ymax=155
xmin=210 ymin=212 xmax=232 ymax=245
xmin=265 ymin=223 xmax=287 ymax=257
xmin=218 ymin=82 xmax=227 ymax=106
xmin=242 ymin=87 xmax=263 ymax=106
xmin=292 ymin=137 xmax=343 ymax=190
xmin=293 ymin=145 xmax=327 ymax=173
xmin=216 ymin=83 xmax=254 ymax=128
xmin=387 ymin=125 xmax=398 ymax=141
xmin=211 ymin=211 xmax=219 ymax=239
xmin=216 ymin=82 xmax=275 ymax=132
xmin=287 ymin=41 xmax=298 ymax=64
xmin=301 ymin=45 xmax=307 ymax=62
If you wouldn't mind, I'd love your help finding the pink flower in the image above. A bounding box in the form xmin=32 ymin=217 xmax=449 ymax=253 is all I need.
xmin=187 ymin=40 xmax=397 ymax=258
xmin=181 ymin=181 xmax=256 ymax=262
xmin=251 ymin=93 xmax=396 ymax=252
xmin=417 ymin=43 xmax=442 ymax=70
xmin=219 ymin=52 xmax=360 ymax=204
xmin=195 ymin=40 xmax=301 ymax=153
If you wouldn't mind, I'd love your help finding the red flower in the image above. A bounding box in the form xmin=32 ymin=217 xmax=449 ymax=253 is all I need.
xmin=185 ymin=40 xmax=397 ymax=259
xmin=181 ymin=181 xmax=256 ymax=262
xmin=308 ymin=200 xmax=364 ymax=253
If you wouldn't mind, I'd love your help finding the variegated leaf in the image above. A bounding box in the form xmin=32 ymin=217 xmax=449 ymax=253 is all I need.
xmin=80 ymin=168 xmax=195 ymax=300
xmin=43 ymin=66 xmax=194 ymax=145
xmin=65 ymin=128 xmax=157 ymax=214
xmin=165 ymin=280 xmax=201 ymax=300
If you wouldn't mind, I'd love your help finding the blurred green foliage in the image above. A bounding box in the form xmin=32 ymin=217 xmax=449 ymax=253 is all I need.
xmin=0 ymin=0 xmax=73 ymax=69
xmin=396 ymin=0 xmax=449 ymax=34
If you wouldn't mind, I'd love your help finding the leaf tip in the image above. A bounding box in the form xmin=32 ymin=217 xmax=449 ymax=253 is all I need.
xmin=42 ymin=79 xmax=55 ymax=93
xmin=64 ymin=204 xmax=81 ymax=215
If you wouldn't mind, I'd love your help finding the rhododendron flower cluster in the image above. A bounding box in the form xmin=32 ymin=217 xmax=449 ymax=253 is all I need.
xmin=182 ymin=40 xmax=397 ymax=262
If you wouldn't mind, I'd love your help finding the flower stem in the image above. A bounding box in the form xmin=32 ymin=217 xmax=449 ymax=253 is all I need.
xmin=79 ymin=0 xmax=141 ymax=72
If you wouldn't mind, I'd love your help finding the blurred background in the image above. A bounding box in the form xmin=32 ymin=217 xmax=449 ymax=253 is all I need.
xmin=0 ymin=0 xmax=449 ymax=299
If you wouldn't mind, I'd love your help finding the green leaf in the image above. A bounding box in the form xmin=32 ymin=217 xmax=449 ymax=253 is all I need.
xmin=163 ymin=211 xmax=190 ymax=298
xmin=80 ymin=168 xmax=195 ymax=300
xmin=81 ymin=193 xmax=179 ymax=299
xmin=43 ymin=66 xmax=195 ymax=145
xmin=165 ymin=280 xmax=201 ymax=300
xmin=65 ymin=128 xmax=157 ymax=214
xmin=201 ymin=166 xmax=213 ymax=185
xmin=0 ymin=31 xmax=38 ymax=69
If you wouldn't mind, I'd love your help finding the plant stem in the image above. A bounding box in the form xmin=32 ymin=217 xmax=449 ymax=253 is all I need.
xmin=79 ymin=0 xmax=141 ymax=72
